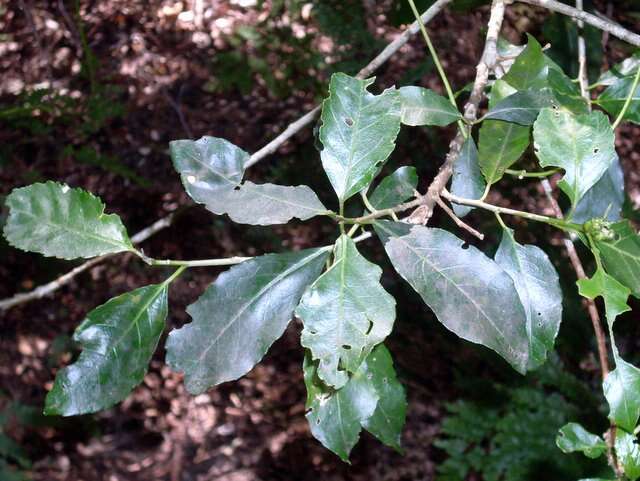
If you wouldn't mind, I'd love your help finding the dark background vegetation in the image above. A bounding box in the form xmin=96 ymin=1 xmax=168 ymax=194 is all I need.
xmin=1 ymin=1 xmax=640 ymax=480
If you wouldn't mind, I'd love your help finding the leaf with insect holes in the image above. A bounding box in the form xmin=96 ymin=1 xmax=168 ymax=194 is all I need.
xmin=556 ymin=423 xmax=607 ymax=459
xmin=304 ymin=344 xmax=406 ymax=461
xmin=171 ymin=137 xmax=327 ymax=225
xmin=598 ymin=75 xmax=640 ymax=125
xmin=397 ymin=86 xmax=461 ymax=126
xmin=297 ymin=235 xmax=395 ymax=388
xmin=616 ymin=429 xmax=640 ymax=481
xmin=3 ymin=181 xmax=133 ymax=260
xmin=319 ymin=73 xmax=401 ymax=201
xmin=495 ymin=228 xmax=562 ymax=369
xmin=572 ymin=158 xmax=624 ymax=224
xmin=533 ymin=109 xmax=616 ymax=206
xmin=374 ymin=221 xmax=529 ymax=374
xmin=170 ymin=136 xmax=246 ymax=201
xmin=478 ymin=80 xmax=531 ymax=186
xmin=201 ymin=181 xmax=329 ymax=225
xmin=547 ymin=69 xmax=590 ymax=114
xmin=450 ymin=136 xmax=485 ymax=218
xmin=368 ymin=166 xmax=418 ymax=210
xmin=44 ymin=283 xmax=168 ymax=416
xmin=166 ymin=247 xmax=329 ymax=394
xmin=593 ymin=220 xmax=640 ymax=298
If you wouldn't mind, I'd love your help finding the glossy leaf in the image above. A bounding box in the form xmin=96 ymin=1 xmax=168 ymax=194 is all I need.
xmin=297 ymin=235 xmax=395 ymax=388
xmin=374 ymin=221 xmax=529 ymax=374
xmin=616 ymin=429 xmax=640 ymax=481
xmin=166 ymin=248 xmax=329 ymax=394
xmin=170 ymin=136 xmax=246 ymax=203
xmin=495 ymin=228 xmax=562 ymax=369
xmin=483 ymin=90 xmax=553 ymax=125
xmin=547 ymin=69 xmax=590 ymax=114
xmin=556 ymin=423 xmax=607 ymax=459
xmin=572 ymin=158 xmax=624 ymax=224
xmin=360 ymin=345 xmax=407 ymax=451
xmin=319 ymin=73 xmax=401 ymax=201
xmin=304 ymin=345 xmax=406 ymax=461
xmin=450 ymin=136 xmax=485 ymax=218
xmin=368 ymin=166 xmax=418 ymax=210
xmin=44 ymin=283 xmax=169 ymax=416
xmin=598 ymin=75 xmax=640 ymax=125
xmin=533 ymin=109 xmax=616 ymax=206
xmin=397 ymin=86 xmax=461 ymax=126
xmin=3 ymin=181 xmax=133 ymax=260
xmin=495 ymin=37 xmax=525 ymax=79
xmin=202 ymin=181 xmax=329 ymax=225
xmin=603 ymin=358 xmax=640 ymax=433
xmin=598 ymin=52 xmax=640 ymax=86
xmin=479 ymin=80 xmax=531 ymax=186
xmin=594 ymin=220 xmax=640 ymax=298
xmin=502 ymin=34 xmax=558 ymax=90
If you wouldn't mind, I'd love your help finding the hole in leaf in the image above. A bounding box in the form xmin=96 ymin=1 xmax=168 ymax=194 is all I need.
xmin=593 ymin=148 xmax=599 ymax=154
xmin=365 ymin=320 xmax=373 ymax=335
xmin=344 ymin=117 xmax=354 ymax=126
xmin=461 ymin=243 xmax=470 ymax=250
xmin=316 ymin=418 xmax=321 ymax=425
xmin=342 ymin=344 xmax=352 ymax=350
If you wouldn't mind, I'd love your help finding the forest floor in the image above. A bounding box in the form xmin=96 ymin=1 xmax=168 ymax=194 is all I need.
xmin=1 ymin=1 xmax=639 ymax=480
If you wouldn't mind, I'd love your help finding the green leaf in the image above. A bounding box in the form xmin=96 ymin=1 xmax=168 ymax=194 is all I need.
xmin=572 ymin=158 xmax=625 ymax=224
xmin=577 ymin=264 xmax=631 ymax=330
xmin=604 ymin=358 xmax=640 ymax=432
xmin=598 ymin=75 xmax=640 ymax=125
xmin=533 ymin=109 xmax=616 ymax=206
xmin=594 ymin=220 xmax=640 ymax=297
xmin=171 ymin=137 xmax=326 ymax=224
xmin=368 ymin=166 xmax=418 ymax=210
xmin=556 ymin=422 xmax=607 ymax=459
xmin=297 ymin=235 xmax=396 ymax=388
xmin=319 ymin=73 xmax=401 ymax=201
xmin=547 ymin=69 xmax=590 ymax=114
xmin=3 ymin=181 xmax=133 ymax=260
xmin=170 ymin=136 xmax=246 ymax=203
xmin=304 ymin=345 xmax=406 ymax=461
xmin=360 ymin=345 xmax=407 ymax=451
xmin=502 ymin=34 xmax=558 ymax=91
xmin=495 ymin=228 xmax=562 ymax=369
xmin=201 ymin=181 xmax=329 ymax=225
xmin=598 ymin=52 xmax=640 ymax=86
xmin=483 ymin=90 xmax=553 ymax=125
xmin=615 ymin=429 xmax=640 ymax=481
xmin=397 ymin=86 xmax=461 ymax=126
xmin=478 ymin=80 xmax=531 ymax=186
xmin=374 ymin=221 xmax=529 ymax=374
xmin=44 ymin=283 xmax=169 ymax=416
xmin=450 ymin=136 xmax=485 ymax=218
xmin=166 ymin=248 xmax=329 ymax=394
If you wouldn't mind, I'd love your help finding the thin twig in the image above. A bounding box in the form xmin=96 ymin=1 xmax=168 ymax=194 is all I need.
xmin=246 ymin=0 xmax=454 ymax=167
xmin=0 ymin=215 xmax=174 ymax=311
xmin=441 ymin=189 xmax=581 ymax=232
xmin=407 ymin=0 xmax=506 ymax=224
xmin=0 ymin=2 xmax=452 ymax=311
xmin=164 ymin=85 xmax=194 ymax=138
xmin=575 ymin=0 xmax=591 ymax=108
xmin=436 ymin=197 xmax=485 ymax=240
xmin=517 ymin=0 xmax=640 ymax=47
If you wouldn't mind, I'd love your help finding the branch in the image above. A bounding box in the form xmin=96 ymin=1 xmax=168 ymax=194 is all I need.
xmin=407 ymin=0 xmax=507 ymax=224
xmin=1 ymin=2 xmax=454 ymax=311
xmin=575 ymin=0 xmax=591 ymax=107
xmin=246 ymin=0 xmax=454 ymax=168
xmin=517 ymin=0 xmax=640 ymax=47
xmin=436 ymin=197 xmax=485 ymax=240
